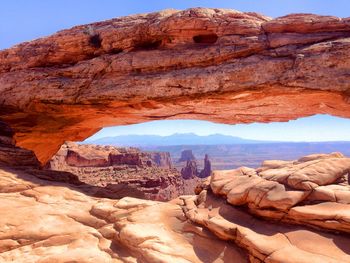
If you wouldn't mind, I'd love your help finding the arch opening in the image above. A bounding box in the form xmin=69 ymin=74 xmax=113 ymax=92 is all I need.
xmin=34 ymin=115 xmax=350 ymax=201
xmin=1 ymin=7 xmax=350 ymax=261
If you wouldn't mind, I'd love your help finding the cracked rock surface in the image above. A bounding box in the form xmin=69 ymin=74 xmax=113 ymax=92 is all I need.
xmin=0 ymin=165 xmax=247 ymax=262
xmin=1 ymin=8 xmax=350 ymax=164
xmin=182 ymin=152 xmax=350 ymax=262
xmin=182 ymin=191 xmax=350 ymax=263
xmin=1 ymin=7 xmax=350 ymax=262
xmin=1 ymin=150 xmax=349 ymax=262
xmin=209 ymin=152 xmax=350 ymax=233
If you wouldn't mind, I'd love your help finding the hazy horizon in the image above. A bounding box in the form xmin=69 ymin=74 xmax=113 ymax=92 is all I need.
xmin=85 ymin=132 xmax=350 ymax=144
xmin=85 ymin=115 xmax=350 ymax=143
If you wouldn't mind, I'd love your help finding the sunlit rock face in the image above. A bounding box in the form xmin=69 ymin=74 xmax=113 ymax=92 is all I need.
xmin=0 ymin=121 xmax=40 ymax=168
xmin=0 ymin=145 xmax=349 ymax=262
xmin=1 ymin=8 xmax=350 ymax=164
xmin=0 ymin=119 xmax=349 ymax=262
xmin=209 ymin=152 xmax=350 ymax=233
xmin=183 ymin=152 xmax=350 ymax=262
xmin=50 ymin=142 xmax=173 ymax=169
xmin=1 ymin=7 xmax=350 ymax=262
xmin=0 ymin=165 xmax=249 ymax=263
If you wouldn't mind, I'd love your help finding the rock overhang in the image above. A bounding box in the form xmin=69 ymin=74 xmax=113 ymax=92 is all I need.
xmin=0 ymin=7 xmax=350 ymax=164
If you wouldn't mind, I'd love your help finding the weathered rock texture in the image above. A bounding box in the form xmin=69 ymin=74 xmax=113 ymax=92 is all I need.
xmin=1 ymin=8 xmax=350 ymax=164
xmin=1 ymin=148 xmax=349 ymax=262
xmin=48 ymin=142 xmax=201 ymax=201
xmin=181 ymin=154 xmax=212 ymax=179
xmin=0 ymin=165 xmax=249 ymax=263
xmin=209 ymin=152 xmax=350 ymax=234
xmin=0 ymin=121 xmax=40 ymax=168
xmin=183 ymin=152 xmax=350 ymax=262
xmin=51 ymin=142 xmax=173 ymax=169
xmin=1 ymin=8 xmax=350 ymax=262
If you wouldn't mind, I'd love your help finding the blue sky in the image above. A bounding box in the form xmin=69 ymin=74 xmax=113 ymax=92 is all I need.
xmin=2 ymin=1 xmax=350 ymax=142
xmin=86 ymin=115 xmax=350 ymax=142
xmin=2 ymin=0 xmax=350 ymax=49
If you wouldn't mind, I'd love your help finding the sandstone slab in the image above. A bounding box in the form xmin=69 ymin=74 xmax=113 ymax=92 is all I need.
xmin=210 ymin=153 xmax=350 ymax=233
xmin=0 ymin=165 xmax=247 ymax=262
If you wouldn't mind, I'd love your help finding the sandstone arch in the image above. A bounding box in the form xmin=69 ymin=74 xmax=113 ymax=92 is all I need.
xmin=1 ymin=8 xmax=350 ymax=164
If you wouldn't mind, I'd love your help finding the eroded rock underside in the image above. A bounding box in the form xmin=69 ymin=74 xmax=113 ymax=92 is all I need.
xmin=1 ymin=8 xmax=350 ymax=164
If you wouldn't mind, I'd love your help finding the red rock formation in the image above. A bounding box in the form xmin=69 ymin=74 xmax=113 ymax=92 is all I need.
xmin=1 ymin=7 xmax=350 ymax=262
xmin=147 ymin=152 xmax=173 ymax=168
xmin=178 ymin=149 xmax=196 ymax=162
xmin=182 ymin=152 xmax=350 ymax=262
xmin=0 ymin=165 xmax=248 ymax=262
xmin=0 ymin=121 xmax=40 ymax=168
xmin=181 ymin=154 xmax=212 ymax=179
xmin=48 ymin=142 xmax=201 ymax=201
xmin=66 ymin=149 xmax=110 ymax=167
xmin=0 ymin=147 xmax=349 ymax=262
xmin=209 ymin=152 xmax=350 ymax=233
xmin=1 ymin=8 xmax=350 ymax=164
xmin=181 ymin=160 xmax=198 ymax=179
xmin=198 ymin=154 xmax=212 ymax=178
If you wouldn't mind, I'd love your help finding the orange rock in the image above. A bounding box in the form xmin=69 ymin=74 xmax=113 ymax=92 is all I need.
xmin=0 ymin=139 xmax=349 ymax=262
xmin=0 ymin=165 xmax=247 ymax=262
xmin=1 ymin=8 xmax=350 ymax=164
xmin=210 ymin=153 xmax=350 ymax=233
xmin=47 ymin=142 xmax=202 ymax=201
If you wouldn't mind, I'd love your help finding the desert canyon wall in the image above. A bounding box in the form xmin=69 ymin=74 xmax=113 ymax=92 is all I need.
xmin=47 ymin=142 xmax=202 ymax=201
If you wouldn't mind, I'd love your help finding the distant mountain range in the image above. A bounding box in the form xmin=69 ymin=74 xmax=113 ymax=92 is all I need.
xmin=84 ymin=133 xmax=274 ymax=146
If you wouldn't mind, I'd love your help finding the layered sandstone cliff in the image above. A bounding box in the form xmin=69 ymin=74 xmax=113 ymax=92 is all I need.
xmin=1 ymin=8 xmax=350 ymax=164
xmin=181 ymin=154 xmax=212 ymax=179
xmin=50 ymin=142 xmax=173 ymax=169
xmin=48 ymin=142 xmax=201 ymax=201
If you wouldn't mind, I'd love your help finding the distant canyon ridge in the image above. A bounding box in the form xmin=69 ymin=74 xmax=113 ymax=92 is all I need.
xmin=47 ymin=142 xmax=203 ymax=201
xmin=85 ymin=133 xmax=350 ymax=170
